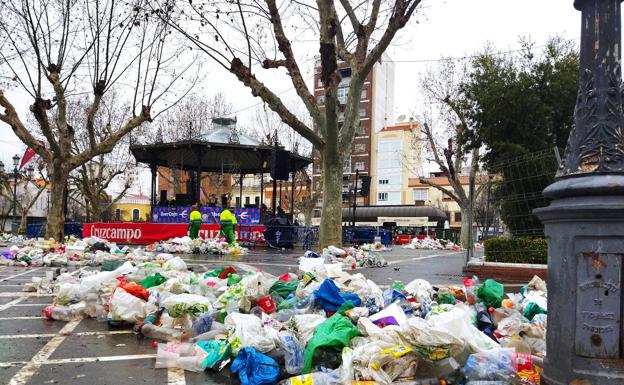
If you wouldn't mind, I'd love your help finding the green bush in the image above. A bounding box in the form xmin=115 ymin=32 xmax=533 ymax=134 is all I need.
xmin=484 ymin=237 xmax=547 ymax=264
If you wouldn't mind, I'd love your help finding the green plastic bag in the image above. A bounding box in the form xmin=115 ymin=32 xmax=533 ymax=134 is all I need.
xmin=438 ymin=293 xmax=456 ymax=305
xmin=523 ymin=302 xmax=546 ymax=321
xmin=337 ymin=300 xmax=355 ymax=315
xmin=227 ymin=274 xmax=242 ymax=286
xmin=138 ymin=273 xmax=166 ymax=288
xmin=303 ymin=314 xmax=360 ymax=373
xmin=197 ymin=340 xmax=232 ymax=369
xmin=204 ymin=267 xmax=226 ymax=278
xmin=476 ymin=279 xmax=504 ymax=308
xmin=270 ymin=281 xmax=299 ymax=298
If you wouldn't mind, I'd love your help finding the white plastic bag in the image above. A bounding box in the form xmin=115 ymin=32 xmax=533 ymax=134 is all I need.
xmin=339 ymin=347 xmax=354 ymax=385
xmin=55 ymin=283 xmax=81 ymax=305
xmin=427 ymin=304 xmax=499 ymax=352
xmin=299 ymin=257 xmax=325 ymax=273
xmin=404 ymin=279 xmax=434 ymax=302
xmin=164 ymin=256 xmax=187 ymax=271
xmin=162 ymin=293 xmax=212 ymax=317
xmin=109 ymin=287 xmax=153 ymax=322
xmin=225 ymin=312 xmax=275 ymax=353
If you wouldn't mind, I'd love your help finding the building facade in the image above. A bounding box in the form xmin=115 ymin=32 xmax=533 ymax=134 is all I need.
xmin=374 ymin=119 xmax=422 ymax=206
xmin=312 ymin=54 xmax=395 ymax=212
xmin=110 ymin=193 xmax=151 ymax=222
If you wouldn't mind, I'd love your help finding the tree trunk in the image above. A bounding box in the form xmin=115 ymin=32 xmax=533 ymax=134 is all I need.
xmin=19 ymin=210 xmax=28 ymax=231
xmin=460 ymin=205 xmax=471 ymax=248
xmin=45 ymin=165 xmax=68 ymax=240
xmin=319 ymin=146 xmax=343 ymax=248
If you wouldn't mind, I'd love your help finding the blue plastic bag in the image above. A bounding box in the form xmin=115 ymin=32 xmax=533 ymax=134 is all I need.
xmin=314 ymin=279 xmax=361 ymax=312
xmin=231 ymin=347 xmax=280 ymax=385
xmin=192 ymin=313 xmax=213 ymax=336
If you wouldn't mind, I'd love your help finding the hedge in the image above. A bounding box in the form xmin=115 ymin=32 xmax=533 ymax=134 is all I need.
xmin=484 ymin=237 xmax=548 ymax=264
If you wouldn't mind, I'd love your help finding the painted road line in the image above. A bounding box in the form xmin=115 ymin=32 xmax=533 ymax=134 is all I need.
xmin=183 ymin=260 xmax=298 ymax=268
xmin=0 ymin=268 xmax=42 ymax=282
xmin=0 ymin=297 xmax=25 ymax=311
xmin=387 ymin=252 xmax=463 ymax=265
xmin=0 ymin=292 xmax=52 ymax=297
xmin=0 ymin=316 xmax=46 ymax=320
xmin=0 ymin=330 xmax=134 ymax=339
xmin=8 ymin=319 xmax=81 ymax=385
xmin=0 ymin=361 xmax=26 ymax=368
xmin=6 ymin=303 xmax=48 ymax=307
xmin=168 ymin=367 xmax=187 ymax=385
xmin=44 ymin=354 xmax=157 ymax=365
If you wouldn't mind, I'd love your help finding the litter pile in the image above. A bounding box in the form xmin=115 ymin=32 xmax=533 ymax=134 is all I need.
xmin=300 ymin=246 xmax=388 ymax=270
xmin=358 ymin=242 xmax=392 ymax=252
xmin=147 ymin=236 xmax=247 ymax=255
xmin=42 ymin=255 xmax=546 ymax=385
xmin=0 ymin=236 xmax=246 ymax=267
xmin=403 ymin=237 xmax=462 ymax=251
xmin=0 ymin=233 xmax=26 ymax=244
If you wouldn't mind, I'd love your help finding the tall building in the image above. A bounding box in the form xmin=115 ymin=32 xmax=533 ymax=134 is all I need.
xmin=312 ymin=54 xmax=395 ymax=213
xmin=374 ymin=119 xmax=422 ymax=205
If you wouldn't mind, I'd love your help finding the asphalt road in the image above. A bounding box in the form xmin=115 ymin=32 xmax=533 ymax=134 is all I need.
xmin=0 ymin=247 xmax=473 ymax=385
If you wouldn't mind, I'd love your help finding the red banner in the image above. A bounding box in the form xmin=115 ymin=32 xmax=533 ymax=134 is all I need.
xmin=19 ymin=140 xmax=44 ymax=169
xmin=82 ymin=222 xmax=267 ymax=244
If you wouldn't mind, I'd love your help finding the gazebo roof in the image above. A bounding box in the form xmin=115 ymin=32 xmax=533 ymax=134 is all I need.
xmin=130 ymin=139 xmax=311 ymax=174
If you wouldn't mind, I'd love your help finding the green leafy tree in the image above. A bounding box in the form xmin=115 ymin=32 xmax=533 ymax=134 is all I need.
xmin=462 ymin=37 xmax=579 ymax=235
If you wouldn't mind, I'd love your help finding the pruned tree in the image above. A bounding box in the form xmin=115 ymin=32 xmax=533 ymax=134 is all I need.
xmin=418 ymin=59 xmax=486 ymax=247
xmin=155 ymin=0 xmax=423 ymax=247
xmin=0 ymin=0 xmax=194 ymax=240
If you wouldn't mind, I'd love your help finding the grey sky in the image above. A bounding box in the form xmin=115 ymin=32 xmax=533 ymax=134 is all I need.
xmin=0 ymin=0 xmax=589 ymax=193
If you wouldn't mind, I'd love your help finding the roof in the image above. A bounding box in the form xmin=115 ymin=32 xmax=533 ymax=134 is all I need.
xmin=200 ymin=127 xmax=260 ymax=146
xmin=341 ymin=205 xmax=447 ymax=223
xmin=380 ymin=121 xmax=420 ymax=132
xmin=130 ymin=139 xmax=311 ymax=174
xmin=409 ymin=174 xmax=492 ymax=188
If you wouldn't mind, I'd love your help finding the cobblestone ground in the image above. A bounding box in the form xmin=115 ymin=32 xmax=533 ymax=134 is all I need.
xmin=0 ymin=247 xmax=494 ymax=385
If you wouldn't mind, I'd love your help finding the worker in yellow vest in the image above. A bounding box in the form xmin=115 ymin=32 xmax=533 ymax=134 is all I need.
xmin=188 ymin=205 xmax=202 ymax=240
xmin=219 ymin=208 xmax=237 ymax=245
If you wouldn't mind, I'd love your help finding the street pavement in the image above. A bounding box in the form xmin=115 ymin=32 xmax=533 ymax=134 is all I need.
xmin=0 ymin=247 xmax=485 ymax=385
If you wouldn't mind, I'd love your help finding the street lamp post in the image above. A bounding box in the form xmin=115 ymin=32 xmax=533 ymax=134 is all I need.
xmin=535 ymin=1 xmax=624 ymax=383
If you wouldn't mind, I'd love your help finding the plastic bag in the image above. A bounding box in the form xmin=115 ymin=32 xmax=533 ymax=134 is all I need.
xmin=270 ymin=281 xmax=299 ymax=299
xmin=196 ymin=339 xmax=232 ymax=369
xmin=54 ymin=283 xmax=81 ymax=305
xmin=304 ymin=314 xmax=360 ymax=373
xmin=191 ymin=313 xmax=213 ymax=336
xmin=338 ymin=347 xmax=354 ymax=385
xmin=523 ymin=302 xmax=546 ymax=321
xmin=314 ymin=279 xmax=361 ymax=313
xmin=109 ymin=287 xmax=153 ymax=322
xmin=231 ymin=347 xmax=281 ymax=385
xmin=426 ymin=305 xmax=499 ymax=353
xmin=476 ymin=279 xmax=504 ymax=308
xmin=278 ymin=332 xmax=305 ymax=375
xmin=163 ymin=294 xmax=212 ymax=317
xmin=279 ymin=370 xmax=340 ymax=385
xmin=225 ymin=312 xmax=275 ymax=353
xmin=139 ymin=273 xmax=167 ymax=288
xmin=464 ymin=348 xmax=517 ymax=381
xmin=119 ymin=282 xmax=149 ymax=301
xmin=368 ymin=303 xmax=408 ymax=328
xmin=293 ymin=314 xmax=326 ymax=345
xmin=368 ymin=345 xmax=419 ymax=384
xmin=164 ymin=257 xmax=187 ymax=271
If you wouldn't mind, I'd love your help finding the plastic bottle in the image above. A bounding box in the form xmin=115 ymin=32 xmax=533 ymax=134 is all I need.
xmin=191 ymin=313 xmax=213 ymax=336
xmin=177 ymin=356 xmax=203 ymax=373
xmin=279 ymin=334 xmax=304 ymax=374
xmin=140 ymin=323 xmax=183 ymax=341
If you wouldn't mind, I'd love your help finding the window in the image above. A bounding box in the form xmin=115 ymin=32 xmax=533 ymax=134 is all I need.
xmin=361 ymin=89 xmax=367 ymax=100
xmin=356 ymin=124 xmax=367 ymax=136
xmin=378 ymin=192 xmax=388 ymax=201
xmin=317 ymin=94 xmax=325 ymax=104
xmin=132 ymin=208 xmax=140 ymax=222
xmin=354 ymin=161 xmax=365 ymax=171
xmin=379 ymin=179 xmax=389 ymax=185
xmin=255 ymin=196 xmax=260 ymax=206
xmin=454 ymin=212 xmax=462 ymax=222
xmin=115 ymin=208 xmax=121 ymax=221
xmin=413 ymin=189 xmax=428 ymax=201
xmin=359 ymin=108 xmax=367 ymax=118
xmin=337 ymin=86 xmax=348 ymax=104
xmin=354 ymin=143 xmax=366 ymax=154
xmin=343 ymin=157 xmax=351 ymax=174
xmin=245 ymin=196 xmax=250 ymax=205
xmin=317 ymin=77 xmax=323 ymax=88
xmin=235 ymin=197 xmax=241 ymax=207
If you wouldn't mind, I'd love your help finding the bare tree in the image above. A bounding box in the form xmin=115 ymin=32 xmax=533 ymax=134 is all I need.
xmin=418 ymin=60 xmax=486 ymax=247
xmin=251 ymin=103 xmax=312 ymax=156
xmin=0 ymin=0 xmax=194 ymax=240
xmin=155 ymin=0 xmax=423 ymax=247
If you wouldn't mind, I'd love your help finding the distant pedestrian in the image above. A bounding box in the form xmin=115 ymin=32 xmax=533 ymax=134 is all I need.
xmin=188 ymin=205 xmax=202 ymax=239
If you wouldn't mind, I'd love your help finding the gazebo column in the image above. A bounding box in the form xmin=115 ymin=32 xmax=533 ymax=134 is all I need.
xmin=239 ymin=172 xmax=244 ymax=208
xmin=150 ymin=165 xmax=156 ymax=219
xmin=290 ymin=171 xmax=296 ymax=217
xmin=195 ymin=149 xmax=203 ymax=205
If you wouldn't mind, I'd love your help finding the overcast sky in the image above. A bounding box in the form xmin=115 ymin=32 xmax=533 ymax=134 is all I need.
xmin=0 ymin=0 xmax=593 ymax=194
